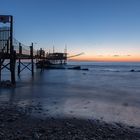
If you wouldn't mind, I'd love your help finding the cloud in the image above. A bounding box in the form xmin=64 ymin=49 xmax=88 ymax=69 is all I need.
xmin=112 ymin=54 xmax=131 ymax=57
xmin=113 ymin=55 xmax=120 ymax=57
xmin=125 ymin=55 xmax=131 ymax=57
xmin=96 ymin=54 xmax=132 ymax=57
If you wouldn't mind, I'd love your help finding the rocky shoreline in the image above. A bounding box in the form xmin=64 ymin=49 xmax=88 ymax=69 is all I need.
xmin=0 ymin=102 xmax=140 ymax=140
xmin=0 ymin=80 xmax=15 ymax=88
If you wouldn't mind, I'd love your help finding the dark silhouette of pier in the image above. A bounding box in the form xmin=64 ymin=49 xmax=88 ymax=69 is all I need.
xmin=0 ymin=15 xmax=45 ymax=85
xmin=0 ymin=15 xmax=84 ymax=85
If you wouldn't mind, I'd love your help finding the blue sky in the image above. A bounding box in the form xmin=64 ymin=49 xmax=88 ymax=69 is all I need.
xmin=0 ymin=0 xmax=140 ymax=61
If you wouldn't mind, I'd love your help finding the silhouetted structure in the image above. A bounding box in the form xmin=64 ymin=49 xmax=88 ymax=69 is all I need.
xmin=0 ymin=15 xmax=43 ymax=85
xmin=46 ymin=52 xmax=67 ymax=64
xmin=0 ymin=15 xmax=84 ymax=85
xmin=0 ymin=15 xmax=15 ymax=84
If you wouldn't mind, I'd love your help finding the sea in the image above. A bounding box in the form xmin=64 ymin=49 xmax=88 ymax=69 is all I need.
xmin=0 ymin=61 xmax=140 ymax=127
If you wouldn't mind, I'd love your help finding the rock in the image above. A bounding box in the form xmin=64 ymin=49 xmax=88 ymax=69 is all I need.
xmin=0 ymin=80 xmax=14 ymax=88
xmin=38 ymin=128 xmax=46 ymax=133
xmin=110 ymin=134 xmax=115 ymax=138
xmin=68 ymin=131 xmax=71 ymax=135
xmin=33 ymin=132 xmax=40 ymax=139
xmin=7 ymin=118 xmax=15 ymax=122
xmin=82 ymin=68 xmax=89 ymax=71
xmin=130 ymin=69 xmax=135 ymax=72
xmin=0 ymin=132 xmax=4 ymax=136
xmin=38 ymin=107 xmax=42 ymax=110
xmin=68 ymin=66 xmax=81 ymax=70
xmin=123 ymin=102 xmax=128 ymax=106
xmin=129 ymin=126 xmax=135 ymax=129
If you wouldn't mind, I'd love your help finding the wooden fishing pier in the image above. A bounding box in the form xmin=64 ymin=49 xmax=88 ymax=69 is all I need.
xmin=0 ymin=15 xmax=84 ymax=86
xmin=0 ymin=15 xmax=46 ymax=85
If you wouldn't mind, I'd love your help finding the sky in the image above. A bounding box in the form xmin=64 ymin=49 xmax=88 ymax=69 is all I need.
xmin=0 ymin=0 xmax=140 ymax=62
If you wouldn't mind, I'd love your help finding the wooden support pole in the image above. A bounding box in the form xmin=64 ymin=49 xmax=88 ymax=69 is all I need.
xmin=18 ymin=43 xmax=22 ymax=75
xmin=10 ymin=15 xmax=16 ymax=85
xmin=30 ymin=43 xmax=34 ymax=76
xmin=0 ymin=59 xmax=1 ymax=82
xmin=6 ymin=40 xmax=9 ymax=53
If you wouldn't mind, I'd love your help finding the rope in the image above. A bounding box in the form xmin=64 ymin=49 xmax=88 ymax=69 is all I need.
xmin=13 ymin=38 xmax=39 ymax=56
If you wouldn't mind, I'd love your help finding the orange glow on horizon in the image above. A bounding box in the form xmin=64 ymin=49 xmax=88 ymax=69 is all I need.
xmin=69 ymin=55 xmax=140 ymax=62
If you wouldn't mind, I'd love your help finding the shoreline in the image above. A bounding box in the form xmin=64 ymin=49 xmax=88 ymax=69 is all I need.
xmin=0 ymin=102 xmax=140 ymax=139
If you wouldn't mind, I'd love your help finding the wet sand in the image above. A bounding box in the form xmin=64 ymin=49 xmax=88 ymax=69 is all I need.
xmin=0 ymin=101 xmax=140 ymax=140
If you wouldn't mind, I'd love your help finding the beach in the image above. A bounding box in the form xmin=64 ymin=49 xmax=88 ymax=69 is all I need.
xmin=0 ymin=62 xmax=140 ymax=139
xmin=0 ymin=101 xmax=140 ymax=140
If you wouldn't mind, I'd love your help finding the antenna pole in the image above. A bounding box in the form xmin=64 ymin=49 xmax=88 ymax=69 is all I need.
xmin=53 ymin=45 xmax=55 ymax=53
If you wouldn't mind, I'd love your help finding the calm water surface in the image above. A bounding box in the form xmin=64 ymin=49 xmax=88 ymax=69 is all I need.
xmin=0 ymin=61 xmax=140 ymax=127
